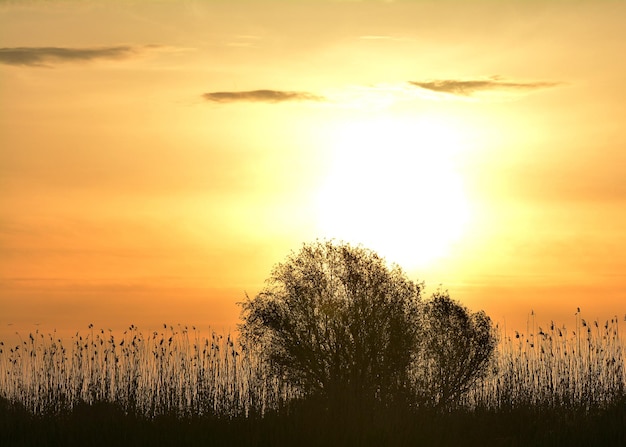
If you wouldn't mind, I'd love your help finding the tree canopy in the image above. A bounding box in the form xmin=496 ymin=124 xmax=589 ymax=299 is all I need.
xmin=239 ymin=240 xmax=496 ymax=410
xmin=414 ymin=291 xmax=497 ymax=408
xmin=239 ymin=240 xmax=422 ymax=407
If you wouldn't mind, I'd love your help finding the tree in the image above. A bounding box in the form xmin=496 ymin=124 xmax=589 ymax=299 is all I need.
xmin=239 ymin=241 xmax=498 ymax=413
xmin=239 ymin=240 xmax=422 ymax=409
xmin=413 ymin=291 xmax=497 ymax=409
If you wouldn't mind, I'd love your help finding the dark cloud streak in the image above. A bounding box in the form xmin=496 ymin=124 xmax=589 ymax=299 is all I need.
xmin=0 ymin=46 xmax=147 ymax=67
xmin=409 ymin=77 xmax=562 ymax=96
xmin=203 ymin=89 xmax=325 ymax=103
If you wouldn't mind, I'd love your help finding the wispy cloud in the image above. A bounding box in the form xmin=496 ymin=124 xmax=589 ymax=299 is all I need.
xmin=202 ymin=77 xmax=560 ymax=107
xmin=409 ymin=77 xmax=562 ymax=96
xmin=0 ymin=45 xmax=157 ymax=67
xmin=202 ymin=89 xmax=325 ymax=103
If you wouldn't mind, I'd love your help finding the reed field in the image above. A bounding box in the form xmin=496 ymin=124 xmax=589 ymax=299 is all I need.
xmin=467 ymin=313 xmax=626 ymax=411
xmin=1 ymin=313 xmax=626 ymax=446
xmin=0 ymin=325 xmax=295 ymax=419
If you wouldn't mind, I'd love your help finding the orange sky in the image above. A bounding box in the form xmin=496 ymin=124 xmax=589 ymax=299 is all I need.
xmin=1 ymin=0 xmax=625 ymax=342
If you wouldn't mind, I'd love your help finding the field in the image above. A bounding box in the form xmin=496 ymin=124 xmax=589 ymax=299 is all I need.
xmin=1 ymin=314 xmax=625 ymax=446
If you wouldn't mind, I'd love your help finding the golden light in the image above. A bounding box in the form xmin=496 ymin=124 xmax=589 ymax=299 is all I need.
xmin=315 ymin=114 xmax=471 ymax=270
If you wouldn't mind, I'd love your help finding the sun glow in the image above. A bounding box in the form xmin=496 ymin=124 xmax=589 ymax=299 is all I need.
xmin=316 ymin=114 xmax=471 ymax=270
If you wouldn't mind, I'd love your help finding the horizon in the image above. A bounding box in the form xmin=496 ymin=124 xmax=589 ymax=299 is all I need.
xmin=2 ymin=0 xmax=625 ymax=343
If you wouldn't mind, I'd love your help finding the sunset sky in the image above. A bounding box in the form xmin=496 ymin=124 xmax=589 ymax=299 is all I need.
xmin=1 ymin=0 xmax=625 ymax=341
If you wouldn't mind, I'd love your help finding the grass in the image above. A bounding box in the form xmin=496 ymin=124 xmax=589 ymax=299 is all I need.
xmin=1 ymin=313 xmax=625 ymax=446
xmin=469 ymin=313 xmax=626 ymax=411
xmin=0 ymin=324 xmax=293 ymax=418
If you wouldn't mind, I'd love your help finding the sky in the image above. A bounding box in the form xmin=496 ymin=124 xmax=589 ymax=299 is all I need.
xmin=1 ymin=0 xmax=626 ymax=342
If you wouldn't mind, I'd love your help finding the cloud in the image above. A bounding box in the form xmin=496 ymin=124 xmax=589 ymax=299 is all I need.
xmin=201 ymin=77 xmax=559 ymax=107
xmin=0 ymin=45 xmax=154 ymax=67
xmin=409 ymin=77 xmax=562 ymax=96
xmin=202 ymin=89 xmax=325 ymax=103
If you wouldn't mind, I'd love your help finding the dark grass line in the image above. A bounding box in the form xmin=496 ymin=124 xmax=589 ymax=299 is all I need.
xmin=2 ymin=396 xmax=625 ymax=447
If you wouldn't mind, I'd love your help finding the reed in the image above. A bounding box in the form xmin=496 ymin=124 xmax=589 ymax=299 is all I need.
xmin=1 ymin=312 xmax=625 ymax=418
xmin=0 ymin=325 xmax=292 ymax=418
xmin=466 ymin=313 xmax=626 ymax=411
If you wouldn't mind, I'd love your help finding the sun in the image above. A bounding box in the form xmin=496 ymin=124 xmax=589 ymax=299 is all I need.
xmin=315 ymin=114 xmax=471 ymax=270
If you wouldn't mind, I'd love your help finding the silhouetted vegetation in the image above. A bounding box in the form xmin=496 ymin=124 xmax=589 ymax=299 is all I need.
xmin=1 ymin=241 xmax=625 ymax=445
xmin=414 ymin=290 xmax=497 ymax=409
xmin=239 ymin=241 xmax=423 ymax=413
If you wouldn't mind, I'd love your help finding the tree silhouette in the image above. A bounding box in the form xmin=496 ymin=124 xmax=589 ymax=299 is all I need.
xmin=239 ymin=240 xmax=497 ymax=413
xmin=413 ymin=291 xmax=497 ymax=409
xmin=239 ymin=240 xmax=422 ymax=410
